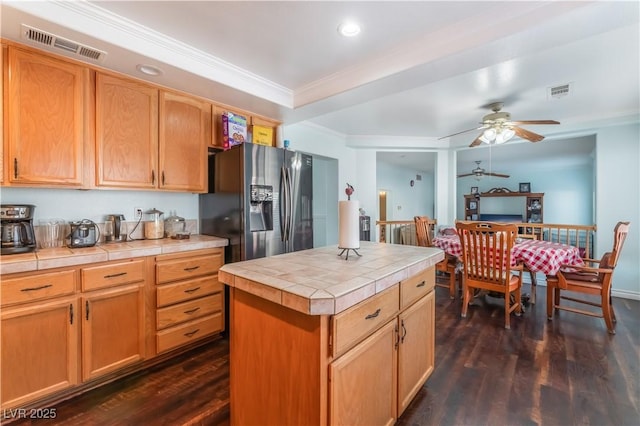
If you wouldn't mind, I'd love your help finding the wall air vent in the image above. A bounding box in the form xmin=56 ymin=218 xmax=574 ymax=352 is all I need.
xmin=548 ymin=83 xmax=571 ymax=99
xmin=21 ymin=24 xmax=106 ymax=62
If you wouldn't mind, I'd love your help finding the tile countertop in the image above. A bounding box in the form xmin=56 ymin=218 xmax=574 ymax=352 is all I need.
xmin=218 ymin=241 xmax=444 ymax=316
xmin=0 ymin=235 xmax=228 ymax=275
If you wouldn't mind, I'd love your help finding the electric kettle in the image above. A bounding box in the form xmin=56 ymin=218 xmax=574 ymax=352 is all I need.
xmin=104 ymin=214 xmax=127 ymax=243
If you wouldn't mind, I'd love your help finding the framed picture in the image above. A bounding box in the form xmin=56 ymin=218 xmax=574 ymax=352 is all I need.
xmin=471 ymin=214 xmax=478 ymax=221
xmin=471 ymin=186 xmax=479 ymax=194
xmin=469 ymin=201 xmax=477 ymax=210
xmin=519 ymin=182 xmax=531 ymax=193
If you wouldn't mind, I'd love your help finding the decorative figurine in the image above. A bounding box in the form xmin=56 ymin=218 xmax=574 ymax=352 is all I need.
xmin=345 ymin=183 xmax=354 ymax=200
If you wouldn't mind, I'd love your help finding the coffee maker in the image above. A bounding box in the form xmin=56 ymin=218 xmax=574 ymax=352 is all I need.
xmin=0 ymin=204 xmax=37 ymax=254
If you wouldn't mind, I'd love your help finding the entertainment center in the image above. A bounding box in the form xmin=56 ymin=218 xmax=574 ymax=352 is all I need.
xmin=464 ymin=188 xmax=544 ymax=223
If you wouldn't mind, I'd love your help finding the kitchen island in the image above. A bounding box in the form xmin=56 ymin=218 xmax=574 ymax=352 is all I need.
xmin=218 ymin=241 xmax=443 ymax=426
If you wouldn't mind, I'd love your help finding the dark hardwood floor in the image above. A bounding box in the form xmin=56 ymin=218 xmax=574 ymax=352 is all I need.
xmin=6 ymin=279 xmax=639 ymax=426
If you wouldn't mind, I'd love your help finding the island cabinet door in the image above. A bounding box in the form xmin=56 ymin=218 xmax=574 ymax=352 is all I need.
xmin=329 ymin=319 xmax=398 ymax=426
xmin=397 ymin=290 xmax=435 ymax=415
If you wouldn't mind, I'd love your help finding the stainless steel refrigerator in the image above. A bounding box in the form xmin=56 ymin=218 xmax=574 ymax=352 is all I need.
xmin=199 ymin=143 xmax=313 ymax=263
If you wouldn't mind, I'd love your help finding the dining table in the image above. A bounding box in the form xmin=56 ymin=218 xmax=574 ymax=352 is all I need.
xmin=432 ymin=233 xmax=585 ymax=305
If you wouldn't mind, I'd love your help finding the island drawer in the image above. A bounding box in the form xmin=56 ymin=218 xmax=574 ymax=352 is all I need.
xmin=331 ymin=285 xmax=399 ymax=358
xmin=400 ymin=267 xmax=435 ymax=309
xmin=1 ymin=269 xmax=76 ymax=306
xmin=81 ymin=259 xmax=145 ymax=292
xmin=156 ymin=275 xmax=222 ymax=307
xmin=156 ymin=253 xmax=223 ymax=284
xmin=156 ymin=294 xmax=222 ymax=330
xmin=156 ymin=313 xmax=223 ymax=353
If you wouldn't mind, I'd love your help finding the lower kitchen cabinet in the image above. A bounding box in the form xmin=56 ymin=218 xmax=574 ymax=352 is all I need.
xmin=229 ymin=266 xmax=436 ymax=425
xmin=397 ymin=290 xmax=435 ymax=414
xmin=154 ymin=248 xmax=225 ymax=354
xmin=81 ymin=283 xmax=145 ymax=381
xmin=1 ymin=296 xmax=79 ymax=409
xmin=329 ymin=319 xmax=398 ymax=426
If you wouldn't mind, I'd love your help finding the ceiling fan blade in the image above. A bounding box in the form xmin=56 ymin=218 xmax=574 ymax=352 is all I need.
xmin=513 ymin=126 xmax=545 ymax=142
xmin=485 ymin=172 xmax=510 ymax=178
xmin=510 ymin=120 xmax=560 ymax=125
xmin=469 ymin=133 xmax=484 ymax=147
xmin=438 ymin=125 xmax=486 ymax=140
xmin=457 ymin=172 xmax=475 ymax=178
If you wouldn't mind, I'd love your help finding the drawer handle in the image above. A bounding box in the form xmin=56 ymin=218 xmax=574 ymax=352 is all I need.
xmin=184 ymin=307 xmax=200 ymax=315
xmin=401 ymin=319 xmax=407 ymax=343
xmin=104 ymin=272 xmax=127 ymax=279
xmin=365 ymin=308 xmax=381 ymax=320
xmin=416 ymin=280 xmax=426 ymax=288
xmin=184 ymin=266 xmax=200 ymax=272
xmin=184 ymin=329 xmax=200 ymax=338
xmin=184 ymin=287 xmax=201 ymax=294
xmin=21 ymin=284 xmax=53 ymax=292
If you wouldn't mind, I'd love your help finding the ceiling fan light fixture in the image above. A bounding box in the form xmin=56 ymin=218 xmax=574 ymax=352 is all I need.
xmin=480 ymin=128 xmax=496 ymax=143
xmin=497 ymin=128 xmax=515 ymax=144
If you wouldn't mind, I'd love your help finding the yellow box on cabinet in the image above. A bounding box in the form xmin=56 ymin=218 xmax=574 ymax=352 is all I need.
xmin=251 ymin=125 xmax=274 ymax=146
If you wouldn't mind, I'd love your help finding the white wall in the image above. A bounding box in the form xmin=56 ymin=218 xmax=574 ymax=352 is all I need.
xmin=376 ymin=161 xmax=434 ymax=220
xmin=595 ymin=123 xmax=639 ymax=299
xmin=0 ymin=187 xmax=199 ymax=226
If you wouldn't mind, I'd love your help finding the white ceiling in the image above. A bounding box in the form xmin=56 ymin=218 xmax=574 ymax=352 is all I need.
xmin=1 ymin=1 xmax=638 ymax=174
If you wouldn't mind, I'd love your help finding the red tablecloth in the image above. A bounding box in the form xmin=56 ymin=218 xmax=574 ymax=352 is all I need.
xmin=432 ymin=235 xmax=584 ymax=276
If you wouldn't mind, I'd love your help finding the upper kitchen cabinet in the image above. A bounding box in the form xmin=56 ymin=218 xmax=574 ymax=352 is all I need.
xmin=95 ymin=73 xmax=158 ymax=189
xmin=159 ymin=91 xmax=209 ymax=192
xmin=5 ymin=47 xmax=86 ymax=186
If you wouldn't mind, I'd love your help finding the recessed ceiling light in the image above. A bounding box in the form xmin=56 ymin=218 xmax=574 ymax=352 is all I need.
xmin=136 ymin=64 xmax=163 ymax=76
xmin=338 ymin=21 xmax=361 ymax=37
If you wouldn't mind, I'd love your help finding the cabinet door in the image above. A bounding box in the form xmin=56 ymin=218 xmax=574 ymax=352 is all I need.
xmin=6 ymin=48 xmax=85 ymax=185
xmin=81 ymin=284 xmax=144 ymax=381
xmin=95 ymin=73 xmax=158 ymax=189
xmin=1 ymin=297 xmax=79 ymax=409
xmin=397 ymin=290 xmax=435 ymax=415
xmin=159 ymin=91 xmax=209 ymax=192
xmin=329 ymin=319 xmax=397 ymax=426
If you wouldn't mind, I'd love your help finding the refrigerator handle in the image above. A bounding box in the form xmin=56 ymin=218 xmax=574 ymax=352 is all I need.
xmin=279 ymin=166 xmax=287 ymax=241
xmin=285 ymin=167 xmax=293 ymax=242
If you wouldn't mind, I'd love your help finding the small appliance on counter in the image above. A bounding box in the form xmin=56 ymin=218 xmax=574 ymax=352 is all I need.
xmin=144 ymin=208 xmax=164 ymax=240
xmin=104 ymin=214 xmax=127 ymax=243
xmin=69 ymin=219 xmax=99 ymax=248
xmin=1 ymin=204 xmax=37 ymax=255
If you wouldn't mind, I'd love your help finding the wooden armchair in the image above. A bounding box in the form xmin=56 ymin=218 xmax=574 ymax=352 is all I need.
xmin=414 ymin=216 xmax=458 ymax=299
xmin=456 ymin=222 xmax=523 ymax=329
xmin=546 ymin=221 xmax=630 ymax=334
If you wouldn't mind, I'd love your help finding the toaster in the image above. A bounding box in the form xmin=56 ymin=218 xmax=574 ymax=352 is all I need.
xmin=69 ymin=219 xmax=99 ymax=248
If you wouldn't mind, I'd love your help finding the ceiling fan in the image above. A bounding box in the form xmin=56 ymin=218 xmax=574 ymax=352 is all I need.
xmin=441 ymin=102 xmax=560 ymax=147
xmin=457 ymin=161 xmax=510 ymax=179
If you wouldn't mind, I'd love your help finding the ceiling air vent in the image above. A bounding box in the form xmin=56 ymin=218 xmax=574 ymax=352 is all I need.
xmin=548 ymin=83 xmax=571 ymax=99
xmin=21 ymin=24 xmax=106 ymax=62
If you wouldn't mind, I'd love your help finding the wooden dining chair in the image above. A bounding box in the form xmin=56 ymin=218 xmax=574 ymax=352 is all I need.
xmin=546 ymin=221 xmax=630 ymax=334
xmin=456 ymin=221 xmax=523 ymax=329
xmin=414 ymin=216 xmax=458 ymax=299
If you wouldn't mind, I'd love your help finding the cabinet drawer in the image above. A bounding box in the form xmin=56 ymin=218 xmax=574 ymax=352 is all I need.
xmin=156 ymin=313 xmax=223 ymax=354
xmin=156 ymin=294 xmax=222 ymax=330
xmin=331 ymin=285 xmax=399 ymax=358
xmin=156 ymin=276 xmax=222 ymax=307
xmin=400 ymin=267 xmax=435 ymax=309
xmin=81 ymin=259 xmax=145 ymax=292
xmin=1 ymin=269 xmax=76 ymax=306
xmin=156 ymin=254 xmax=223 ymax=284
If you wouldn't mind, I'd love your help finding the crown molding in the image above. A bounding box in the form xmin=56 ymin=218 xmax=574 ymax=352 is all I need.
xmin=7 ymin=0 xmax=294 ymax=107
